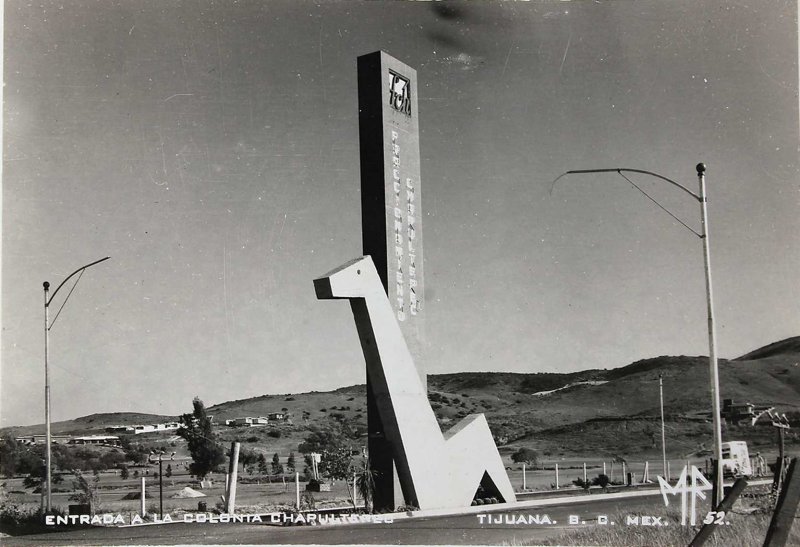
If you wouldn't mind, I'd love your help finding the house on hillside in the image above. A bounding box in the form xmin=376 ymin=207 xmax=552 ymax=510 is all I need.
xmin=106 ymin=425 xmax=135 ymax=434
xmin=228 ymin=417 xmax=269 ymax=427
xmin=69 ymin=435 xmax=121 ymax=446
xmin=268 ymin=412 xmax=286 ymax=421
xmin=126 ymin=422 xmax=180 ymax=434
xmin=15 ymin=435 xmax=71 ymax=445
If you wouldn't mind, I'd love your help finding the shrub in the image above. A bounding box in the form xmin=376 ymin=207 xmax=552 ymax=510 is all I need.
xmin=300 ymin=492 xmax=316 ymax=511
xmin=0 ymin=502 xmax=68 ymax=534
xmin=572 ymin=477 xmax=591 ymax=490
xmin=511 ymin=448 xmax=539 ymax=467
xmin=267 ymin=430 xmax=282 ymax=439
xmin=592 ymin=474 xmax=610 ymax=490
xmin=146 ymin=502 xmax=161 ymax=518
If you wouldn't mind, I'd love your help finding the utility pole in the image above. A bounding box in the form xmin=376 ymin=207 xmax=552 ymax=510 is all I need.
xmin=159 ymin=456 xmax=164 ymax=518
xmin=149 ymin=450 xmax=174 ymax=519
xmin=660 ymin=374 xmax=668 ymax=480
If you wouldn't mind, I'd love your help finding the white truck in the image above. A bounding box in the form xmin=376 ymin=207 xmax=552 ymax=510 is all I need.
xmin=720 ymin=441 xmax=752 ymax=477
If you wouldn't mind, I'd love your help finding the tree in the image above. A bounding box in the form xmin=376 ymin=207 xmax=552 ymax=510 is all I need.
xmin=257 ymin=453 xmax=269 ymax=476
xmin=22 ymin=464 xmax=46 ymax=490
xmin=69 ymin=470 xmax=101 ymax=514
xmin=354 ymin=455 xmax=378 ymax=513
xmin=100 ymin=451 xmax=125 ymax=470
xmin=120 ymin=465 xmax=130 ymax=480
xmin=271 ymin=453 xmax=284 ymax=475
xmin=511 ymin=448 xmax=539 ymax=468
xmin=238 ymin=448 xmax=260 ymax=475
xmin=0 ymin=435 xmax=44 ymax=477
xmin=122 ymin=442 xmax=149 ymax=465
xmin=297 ymin=424 xmax=350 ymax=454
xmin=298 ymin=425 xmax=354 ymax=483
xmin=178 ymin=397 xmax=225 ymax=479
xmin=643 ymin=425 xmax=657 ymax=448
xmin=287 ymin=452 xmax=296 ymax=473
xmin=0 ymin=435 xmax=23 ymax=477
xmin=165 ymin=464 xmax=172 ymax=478
xmin=319 ymin=447 xmax=352 ymax=481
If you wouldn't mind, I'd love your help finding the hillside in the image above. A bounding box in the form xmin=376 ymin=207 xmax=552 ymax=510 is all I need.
xmin=4 ymin=336 xmax=798 ymax=460
xmin=734 ymin=336 xmax=800 ymax=361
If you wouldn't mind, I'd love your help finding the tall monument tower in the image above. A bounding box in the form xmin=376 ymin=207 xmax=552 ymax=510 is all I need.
xmin=357 ymin=51 xmax=425 ymax=510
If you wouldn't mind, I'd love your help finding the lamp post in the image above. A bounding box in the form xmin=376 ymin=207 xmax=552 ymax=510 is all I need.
xmin=554 ymin=164 xmax=724 ymax=505
xmin=43 ymin=256 xmax=110 ymax=512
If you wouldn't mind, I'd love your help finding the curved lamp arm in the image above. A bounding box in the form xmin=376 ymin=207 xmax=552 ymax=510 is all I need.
xmin=45 ymin=256 xmax=110 ymax=307
xmin=553 ymin=168 xmax=701 ymax=201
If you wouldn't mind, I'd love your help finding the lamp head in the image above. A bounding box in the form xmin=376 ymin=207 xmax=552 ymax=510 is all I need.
xmin=696 ymin=163 xmax=706 ymax=175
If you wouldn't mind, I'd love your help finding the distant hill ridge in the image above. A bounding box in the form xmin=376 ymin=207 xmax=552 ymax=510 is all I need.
xmin=4 ymin=336 xmax=798 ymax=436
xmin=72 ymin=412 xmax=177 ymax=425
xmin=734 ymin=336 xmax=800 ymax=361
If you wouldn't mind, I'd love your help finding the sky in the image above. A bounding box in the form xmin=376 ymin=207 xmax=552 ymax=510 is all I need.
xmin=3 ymin=1 xmax=798 ymax=427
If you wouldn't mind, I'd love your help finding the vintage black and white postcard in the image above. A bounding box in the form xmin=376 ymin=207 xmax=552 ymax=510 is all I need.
xmin=2 ymin=1 xmax=798 ymax=545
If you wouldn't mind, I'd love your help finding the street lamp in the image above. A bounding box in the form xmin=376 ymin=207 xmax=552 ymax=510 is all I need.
xmin=554 ymin=163 xmax=724 ymax=505
xmin=43 ymin=256 xmax=110 ymax=512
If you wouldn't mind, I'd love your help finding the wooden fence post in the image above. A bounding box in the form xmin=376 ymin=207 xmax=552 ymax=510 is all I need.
xmin=763 ymin=458 xmax=800 ymax=547
xmin=689 ymin=478 xmax=748 ymax=547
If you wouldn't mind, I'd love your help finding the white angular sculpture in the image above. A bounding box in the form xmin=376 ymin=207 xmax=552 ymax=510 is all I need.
xmin=315 ymin=256 xmax=516 ymax=510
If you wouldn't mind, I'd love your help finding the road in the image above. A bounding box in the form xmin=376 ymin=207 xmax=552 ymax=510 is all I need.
xmin=3 ymin=496 xmax=670 ymax=545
